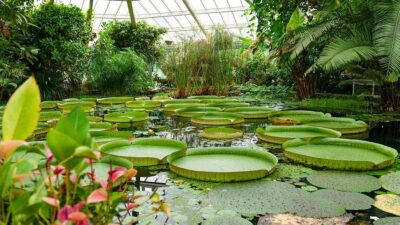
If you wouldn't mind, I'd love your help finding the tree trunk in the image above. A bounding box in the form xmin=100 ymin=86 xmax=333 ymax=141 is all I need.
xmin=291 ymin=68 xmax=316 ymax=100
xmin=379 ymin=81 xmax=400 ymax=111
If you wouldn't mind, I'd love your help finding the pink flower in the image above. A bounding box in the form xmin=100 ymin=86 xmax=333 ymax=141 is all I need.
xmin=57 ymin=202 xmax=87 ymax=225
xmin=87 ymin=188 xmax=108 ymax=204
xmin=108 ymin=167 xmax=127 ymax=183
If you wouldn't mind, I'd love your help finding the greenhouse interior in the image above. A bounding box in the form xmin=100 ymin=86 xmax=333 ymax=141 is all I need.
xmin=1 ymin=0 xmax=400 ymax=224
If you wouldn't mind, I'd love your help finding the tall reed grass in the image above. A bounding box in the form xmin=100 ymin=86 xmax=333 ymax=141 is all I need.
xmin=162 ymin=28 xmax=237 ymax=97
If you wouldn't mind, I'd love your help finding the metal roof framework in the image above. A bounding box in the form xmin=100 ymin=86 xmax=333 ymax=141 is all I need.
xmin=47 ymin=0 xmax=255 ymax=41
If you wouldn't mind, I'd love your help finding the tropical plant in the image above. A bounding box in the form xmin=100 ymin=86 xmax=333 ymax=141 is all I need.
xmin=91 ymin=49 xmax=152 ymax=95
xmin=29 ymin=2 xmax=92 ymax=100
xmin=0 ymin=0 xmax=37 ymax=100
xmin=101 ymin=20 xmax=167 ymax=63
xmin=252 ymin=1 xmax=400 ymax=110
xmin=162 ymin=28 xmax=237 ymax=97
xmin=0 ymin=77 xmax=170 ymax=224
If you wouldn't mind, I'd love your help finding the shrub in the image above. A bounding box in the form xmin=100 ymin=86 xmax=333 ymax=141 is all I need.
xmin=91 ymin=48 xmax=152 ymax=95
xmin=101 ymin=20 xmax=167 ymax=63
xmin=29 ymin=2 xmax=92 ymax=99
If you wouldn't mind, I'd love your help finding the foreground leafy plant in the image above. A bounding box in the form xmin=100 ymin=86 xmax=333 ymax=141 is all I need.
xmin=0 ymin=77 xmax=169 ymax=224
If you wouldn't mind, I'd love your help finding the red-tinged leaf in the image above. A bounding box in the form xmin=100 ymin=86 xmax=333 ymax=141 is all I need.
xmin=125 ymin=168 xmax=137 ymax=180
xmin=131 ymin=194 xmax=144 ymax=200
xmin=0 ymin=140 xmax=25 ymax=159
xmin=127 ymin=203 xmax=141 ymax=210
xmin=68 ymin=211 xmax=88 ymax=222
xmin=99 ymin=179 xmax=108 ymax=189
xmin=108 ymin=167 xmax=127 ymax=182
xmin=42 ymin=197 xmax=60 ymax=207
xmin=87 ymin=188 xmax=108 ymax=203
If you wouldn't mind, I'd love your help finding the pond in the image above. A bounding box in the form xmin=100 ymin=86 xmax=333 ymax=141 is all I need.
xmin=83 ymin=101 xmax=399 ymax=225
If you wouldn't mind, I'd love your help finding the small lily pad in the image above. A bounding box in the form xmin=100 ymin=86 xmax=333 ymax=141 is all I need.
xmin=380 ymin=171 xmax=400 ymax=194
xmin=311 ymin=189 xmax=374 ymax=210
xmin=374 ymin=194 xmax=400 ymax=216
xmin=374 ymin=217 xmax=400 ymax=225
xmin=204 ymin=215 xmax=252 ymax=225
xmin=307 ymin=171 xmax=382 ymax=192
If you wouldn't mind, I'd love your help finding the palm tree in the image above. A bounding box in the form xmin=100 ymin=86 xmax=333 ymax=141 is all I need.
xmin=285 ymin=0 xmax=400 ymax=110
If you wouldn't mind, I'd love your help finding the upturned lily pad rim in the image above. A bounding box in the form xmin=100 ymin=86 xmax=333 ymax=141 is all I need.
xmin=301 ymin=117 xmax=368 ymax=134
xmin=190 ymin=112 xmax=245 ymax=125
xmin=163 ymin=103 xmax=207 ymax=112
xmin=168 ymin=147 xmax=278 ymax=182
xmin=97 ymin=97 xmax=134 ymax=104
xmin=201 ymin=127 xmax=243 ymax=139
xmin=224 ymin=106 xmax=278 ymax=118
xmin=256 ymin=125 xmax=342 ymax=144
xmin=100 ymin=138 xmax=187 ymax=166
xmin=283 ymin=138 xmax=398 ymax=171
xmin=175 ymin=106 xmax=223 ymax=117
xmin=104 ymin=111 xmax=149 ymax=123
xmin=125 ymin=100 xmax=161 ymax=108
xmin=269 ymin=110 xmax=329 ymax=124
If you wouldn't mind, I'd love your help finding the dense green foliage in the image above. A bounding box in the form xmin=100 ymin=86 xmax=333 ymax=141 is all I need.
xmin=29 ymin=2 xmax=92 ymax=99
xmin=101 ymin=20 xmax=167 ymax=63
xmin=91 ymin=48 xmax=151 ymax=95
xmin=250 ymin=0 xmax=400 ymax=110
xmin=0 ymin=0 xmax=36 ymax=100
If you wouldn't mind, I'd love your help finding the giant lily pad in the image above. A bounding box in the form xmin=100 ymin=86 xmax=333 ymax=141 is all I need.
xmin=100 ymin=138 xmax=187 ymax=166
xmin=91 ymin=131 xmax=134 ymax=145
xmin=225 ymin=106 xmax=277 ymax=119
xmin=380 ymin=171 xmax=400 ymax=194
xmin=162 ymin=99 xmax=201 ymax=106
xmin=269 ymin=110 xmax=329 ymax=125
xmin=201 ymin=127 xmax=243 ymax=139
xmin=256 ymin=125 xmax=341 ymax=144
xmin=164 ymin=103 xmax=207 ymax=112
xmin=208 ymin=180 xmax=345 ymax=217
xmin=104 ymin=111 xmax=149 ymax=123
xmin=311 ymin=189 xmax=374 ymax=210
xmin=57 ymin=101 xmax=95 ymax=113
xmin=168 ymin=147 xmax=278 ymax=182
xmin=89 ymin=122 xmax=116 ymax=132
xmin=283 ymin=138 xmax=398 ymax=170
xmin=374 ymin=194 xmax=400 ymax=216
xmin=97 ymin=97 xmax=133 ymax=104
xmin=175 ymin=107 xmax=222 ymax=117
xmin=135 ymin=96 xmax=150 ymax=101
xmin=306 ymin=171 xmax=382 ymax=192
xmin=40 ymin=101 xmax=59 ymax=110
xmin=39 ymin=111 xmax=62 ymax=122
xmin=126 ymin=100 xmax=161 ymax=109
xmin=301 ymin=117 xmax=368 ymax=134
xmin=207 ymin=102 xmax=250 ymax=108
xmin=191 ymin=112 xmax=245 ymax=125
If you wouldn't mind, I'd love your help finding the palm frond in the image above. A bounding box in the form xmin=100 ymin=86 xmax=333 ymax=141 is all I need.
xmin=373 ymin=1 xmax=400 ymax=74
xmin=317 ymin=30 xmax=375 ymax=71
xmin=289 ymin=18 xmax=341 ymax=61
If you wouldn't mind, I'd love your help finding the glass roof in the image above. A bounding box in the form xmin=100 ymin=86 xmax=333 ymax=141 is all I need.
xmin=46 ymin=0 xmax=255 ymax=41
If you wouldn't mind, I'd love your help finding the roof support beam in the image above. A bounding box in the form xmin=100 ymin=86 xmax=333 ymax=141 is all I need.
xmin=126 ymin=0 xmax=136 ymax=27
xmin=181 ymin=0 xmax=209 ymax=39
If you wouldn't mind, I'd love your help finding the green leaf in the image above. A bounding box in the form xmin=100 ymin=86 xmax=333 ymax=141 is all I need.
xmin=2 ymin=76 xmax=41 ymax=141
xmin=74 ymin=146 xmax=97 ymax=159
xmin=286 ymin=7 xmax=306 ymax=31
xmin=46 ymin=107 xmax=91 ymax=170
